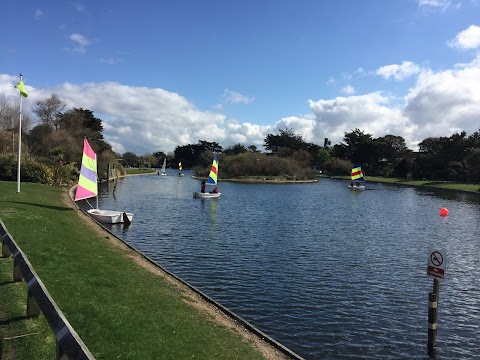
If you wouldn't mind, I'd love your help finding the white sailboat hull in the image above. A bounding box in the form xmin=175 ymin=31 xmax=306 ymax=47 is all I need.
xmin=193 ymin=192 xmax=221 ymax=199
xmin=87 ymin=209 xmax=134 ymax=224
xmin=348 ymin=185 xmax=366 ymax=190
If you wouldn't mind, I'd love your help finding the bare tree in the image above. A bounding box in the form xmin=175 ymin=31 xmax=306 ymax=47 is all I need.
xmin=0 ymin=94 xmax=17 ymax=131
xmin=33 ymin=94 xmax=67 ymax=131
xmin=0 ymin=94 xmax=33 ymax=152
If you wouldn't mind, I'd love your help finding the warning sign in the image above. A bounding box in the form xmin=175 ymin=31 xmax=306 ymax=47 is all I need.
xmin=427 ymin=250 xmax=445 ymax=280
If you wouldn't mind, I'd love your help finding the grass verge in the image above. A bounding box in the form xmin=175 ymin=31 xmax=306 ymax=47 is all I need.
xmin=0 ymin=180 xmax=281 ymax=360
xmin=124 ymin=168 xmax=157 ymax=175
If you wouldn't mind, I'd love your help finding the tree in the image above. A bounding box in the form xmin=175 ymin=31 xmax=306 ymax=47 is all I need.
xmin=174 ymin=140 xmax=223 ymax=168
xmin=313 ymin=148 xmax=332 ymax=168
xmin=374 ymin=135 xmax=409 ymax=162
xmin=340 ymin=129 xmax=375 ymax=170
xmin=264 ymin=127 xmax=306 ymax=154
xmin=58 ymin=108 xmax=104 ymax=140
xmin=0 ymin=95 xmax=17 ymax=131
xmin=224 ymin=143 xmax=248 ymax=156
xmin=122 ymin=152 xmax=139 ymax=168
xmin=33 ymin=94 xmax=67 ymax=131
xmin=27 ymin=123 xmax=54 ymax=157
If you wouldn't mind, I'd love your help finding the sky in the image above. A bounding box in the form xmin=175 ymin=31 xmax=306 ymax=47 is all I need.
xmin=1 ymin=0 xmax=480 ymax=155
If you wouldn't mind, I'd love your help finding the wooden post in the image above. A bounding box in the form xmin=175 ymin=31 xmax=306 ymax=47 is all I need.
xmin=2 ymin=238 xmax=12 ymax=257
xmin=27 ymin=287 xmax=41 ymax=317
xmin=428 ymin=278 xmax=440 ymax=356
xmin=13 ymin=257 xmax=23 ymax=282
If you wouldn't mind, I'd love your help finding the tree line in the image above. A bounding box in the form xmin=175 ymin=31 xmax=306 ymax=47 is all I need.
xmin=0 ymin=93 xmax=479 ymax=184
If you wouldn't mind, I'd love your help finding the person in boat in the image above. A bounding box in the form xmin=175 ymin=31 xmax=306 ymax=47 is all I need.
xmin=356 ymin=182 xmax=360 ymax=187
xmin=201 ymin=181 xmax=206 ymax=193
xmin=210 ymin=186 xmax=219 ymax=194
xmin=350 ymin=181 xmax=354 ymax=187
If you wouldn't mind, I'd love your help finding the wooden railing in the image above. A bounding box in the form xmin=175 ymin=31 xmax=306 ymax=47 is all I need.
xmin=0 ymin=220 xmax=95 ymax=360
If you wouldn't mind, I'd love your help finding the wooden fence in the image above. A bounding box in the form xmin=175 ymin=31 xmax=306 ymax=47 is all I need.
xmin=0 ymin=220 xmax=95 ymax=360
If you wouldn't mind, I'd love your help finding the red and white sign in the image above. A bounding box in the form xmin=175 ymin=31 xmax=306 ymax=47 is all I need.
xmin=427 ymin=250 xmax=445 ymax=280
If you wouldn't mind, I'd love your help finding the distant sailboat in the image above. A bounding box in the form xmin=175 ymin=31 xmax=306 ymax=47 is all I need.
xmin=193 ymin=153 xmax=221 ymax=198
xmin=349 ymin=163 xmax=366 ymax=190
xmin=178 ymin=162 xmax=184 ymax=177
xmin=160 ymin=158 xmax=167 ymax=176
xmin=75 ymin=138 xmax=133 ymax=224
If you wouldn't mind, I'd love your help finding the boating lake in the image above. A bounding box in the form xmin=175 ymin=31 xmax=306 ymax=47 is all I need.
xmin=97 ymin=171 xmax=480 ymax=359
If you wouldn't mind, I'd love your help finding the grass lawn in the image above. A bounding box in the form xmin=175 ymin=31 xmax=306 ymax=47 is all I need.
xmin=0 ymin=181 xmax=281 ymax=360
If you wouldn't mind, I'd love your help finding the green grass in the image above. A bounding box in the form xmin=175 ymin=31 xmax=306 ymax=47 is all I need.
xmin=124 ymin=168 xmax=156 ymax=175
xmin=323 ymin=175 xmax=480 ymax=192
xmin=0 ymin=181 xmax=268 ymax=360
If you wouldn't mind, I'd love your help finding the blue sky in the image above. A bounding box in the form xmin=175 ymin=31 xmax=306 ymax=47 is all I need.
xmin=2 ymin=0 xmax=480 ymax=155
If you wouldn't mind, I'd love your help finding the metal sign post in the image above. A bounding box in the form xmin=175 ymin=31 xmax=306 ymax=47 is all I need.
xmin=427 ymin=249 xmax=445 ymax=357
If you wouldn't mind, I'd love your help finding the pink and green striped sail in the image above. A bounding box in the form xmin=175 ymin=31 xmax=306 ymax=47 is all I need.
xmin=206 ymin=153 xmax=218 ymax=185
xmin=75 ymin=138 xmax=98 ymax=201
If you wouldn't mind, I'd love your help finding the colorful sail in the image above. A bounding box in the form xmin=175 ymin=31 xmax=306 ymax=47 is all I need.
xmin=206 ymin=153 xmax=218 ymax=185
xmin=179 ymin=162 xmax=183 ymax=171
xmin=351 ymin=163 xmax=364 ymax=182
xmin=75 ymin=138 xmax=98 ymax=201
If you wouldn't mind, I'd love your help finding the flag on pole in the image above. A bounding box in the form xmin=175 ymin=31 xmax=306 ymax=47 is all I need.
xmin=15 ymin=80 xmax=28 ymax=97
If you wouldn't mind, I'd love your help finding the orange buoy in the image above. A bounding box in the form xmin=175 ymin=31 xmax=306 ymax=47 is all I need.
xmin=439 ymin=208 xmax=449 ymax=217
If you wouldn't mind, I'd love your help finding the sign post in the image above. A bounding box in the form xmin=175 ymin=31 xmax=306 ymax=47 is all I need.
xmin=427 ymin=249 xmax=445 ymax=357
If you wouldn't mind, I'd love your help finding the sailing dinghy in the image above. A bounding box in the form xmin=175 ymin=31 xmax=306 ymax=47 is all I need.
xmin=75 ymin=138 xmax=133 ymax=224
xmin=160 ymin=158 xmax=167 ymax=176
xmin=178 ymin=162 xmax=184 ymax=177
xmin=348 ymin=163 xmax=366 ymax=190
xmin=193 ymin=153 xmax=221 ymax=198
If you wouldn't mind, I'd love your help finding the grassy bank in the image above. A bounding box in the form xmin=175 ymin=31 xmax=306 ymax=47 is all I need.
xmin=124 ymin=168 xmax=157 ymax=175
xmin=0 ymin=181 xmax=282 ymax=360
xmin=324 ymin=175 xmax=480 ymax=193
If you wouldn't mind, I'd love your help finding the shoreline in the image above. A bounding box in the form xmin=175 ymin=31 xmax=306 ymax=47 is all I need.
xmin=323 ymin=175 xmax=480 ymax=194
xmin=66 ymin=185 xmax=299 ymax=360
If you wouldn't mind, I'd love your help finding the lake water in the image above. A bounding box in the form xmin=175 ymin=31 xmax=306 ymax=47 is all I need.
xmin=97 ymin=171 xmax=480 ymax=359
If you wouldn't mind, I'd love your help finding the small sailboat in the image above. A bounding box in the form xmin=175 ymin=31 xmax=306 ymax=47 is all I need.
xmin=75 ymin=138 xmax=133 ymax=224
xmin=178 ymin=162 xmax=184 ymax=177
xmin=193 ymin=153 xmax=221 ymax=198
xmin=349 ymin=163 xmax=366 ymax=190
xmin=160 ymin=158 xmax=167 ymax=176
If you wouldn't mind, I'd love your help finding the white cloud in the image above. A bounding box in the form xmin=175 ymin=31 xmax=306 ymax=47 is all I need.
xmin=376 ymin=61 xmax=421 ymax=80
xmin=448 ymin=25 xmax=480 ymax=49
xmin=305 ymin=93 xmax=413 ymax=147
xmin=341 ymin=85 xmax=356 ymax=94
xmin=34 ymin=9 xmax=44 ymax=20
xmin=73 ymin=3 xmax=86 ymax=13
xmin=404 ymin=55 xmax=480 ymax=143
xmin=419 ymin=0 xmax=451 ymax=11
xmin=100 ymin=57 xmax=121 ymax=64
xmin=2 ymin=53 xmax=480 ymax=155
xmin=223 ymin=89 xmax=254 ymax=104
xmin=66 ymin=33 xmax=90 ymax=54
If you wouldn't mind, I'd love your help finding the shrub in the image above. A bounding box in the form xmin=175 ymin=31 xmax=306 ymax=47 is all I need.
xmin=0 ymin=153 xmax=54 ymax=184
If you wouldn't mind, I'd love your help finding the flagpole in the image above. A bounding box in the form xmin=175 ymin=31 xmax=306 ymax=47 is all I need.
xmin=17 ymin=73 xmax=24 ymax=193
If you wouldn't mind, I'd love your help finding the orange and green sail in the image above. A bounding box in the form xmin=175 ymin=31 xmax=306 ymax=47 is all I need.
xmin=351 ymin=163 xmax=364 ymax=182
xmin=75 ymin=138 xmax=98 ymax=201
xmin=206 ymin=153 xmax=218 ymax=185
xmin=179 ymin=162 xmax=183 ymax=171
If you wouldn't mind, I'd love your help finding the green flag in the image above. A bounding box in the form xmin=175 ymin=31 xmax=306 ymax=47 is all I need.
xmin=15 ymin=80 xmax=28 ymax=97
